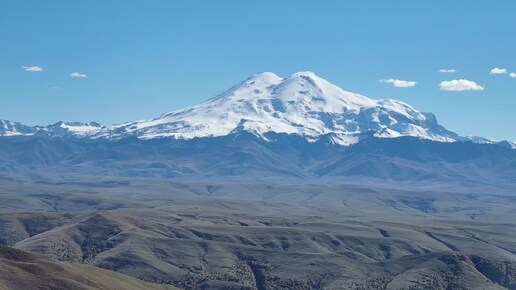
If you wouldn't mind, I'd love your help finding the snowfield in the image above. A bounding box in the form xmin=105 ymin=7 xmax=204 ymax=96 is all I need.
xmin=94 ymin=71 xmax=459 ymax=145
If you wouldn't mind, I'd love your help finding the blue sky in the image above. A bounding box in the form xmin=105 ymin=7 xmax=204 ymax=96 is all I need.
xmin=1 ymin=1 xmax=515 ymax=140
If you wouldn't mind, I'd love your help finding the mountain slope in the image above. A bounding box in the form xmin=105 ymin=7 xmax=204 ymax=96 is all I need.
xmin=97 ymin=71 xmax=460 ymax=145
xmin=0 ymin=135 xmax=514 ymax=188
xmin=315 ymin=136 xmax=516 ymax=183
xmin=0 ymin=246 xmax=175 ymax=290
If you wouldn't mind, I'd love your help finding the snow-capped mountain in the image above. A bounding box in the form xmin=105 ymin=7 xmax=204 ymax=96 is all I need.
xmin=41 ymin=121 xmax=103 ymax=137
xmin=0 ymin=120 xmax=40 ymax=136
xmin=0 ymin=120 xmax=102 ymax=137
xmin=96 ymin=71 xmax=459 ymax=145
xmin=2 ymin=71 xmax=514 ymax=147
xmin=497 ymin=140 xmax=516 ymax=150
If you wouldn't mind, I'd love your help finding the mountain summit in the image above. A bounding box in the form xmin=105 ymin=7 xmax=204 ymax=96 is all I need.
xmin=96 ymin=71 xmax=459 ymax=145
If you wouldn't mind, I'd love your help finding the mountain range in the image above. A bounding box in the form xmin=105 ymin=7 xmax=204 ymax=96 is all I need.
xmin=1 ymin=72 xmax=515 ymax=188
xmin=1 ymin=71 xmax=514 ymax=148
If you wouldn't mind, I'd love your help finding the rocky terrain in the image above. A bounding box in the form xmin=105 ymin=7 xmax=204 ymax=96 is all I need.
xmin=0 ymin=175 xmax=514 ymax=289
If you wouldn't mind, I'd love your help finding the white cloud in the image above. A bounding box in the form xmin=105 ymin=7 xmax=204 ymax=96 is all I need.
xmin=70 ymin=72 xmax=87 ymax=78
xmin=509 ymin=73 xmax=516 ymax=78
xmin=490 ymin=67 xmax=507 ymax=75
xmin=379 ymin=78 xmax=417 ymax=88
xmin=439 ymin=79 xmax=484 ymax=91
xmin=22 ymin=66 xmax=43 ymax=72
xmin=439 ymin=69 xmax=456 ymax=73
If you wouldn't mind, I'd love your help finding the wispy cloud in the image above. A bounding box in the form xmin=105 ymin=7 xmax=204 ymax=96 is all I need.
xmin=379 ymin=78 xmax=417 ymax=88
xmin=439 ymin=69 xmax=456 ymax=73
xmin=22 ymin=66 xmax=43 ymax=72
xmin=70 ymin=72 xmax=87 ymax=78
xmin=490 ymin=67 xmax=507 ymax=75
xmin=509 ymin=73 xmax=516 ymax=78
xmin=439 ymin=79 xmax=484 ymax=91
